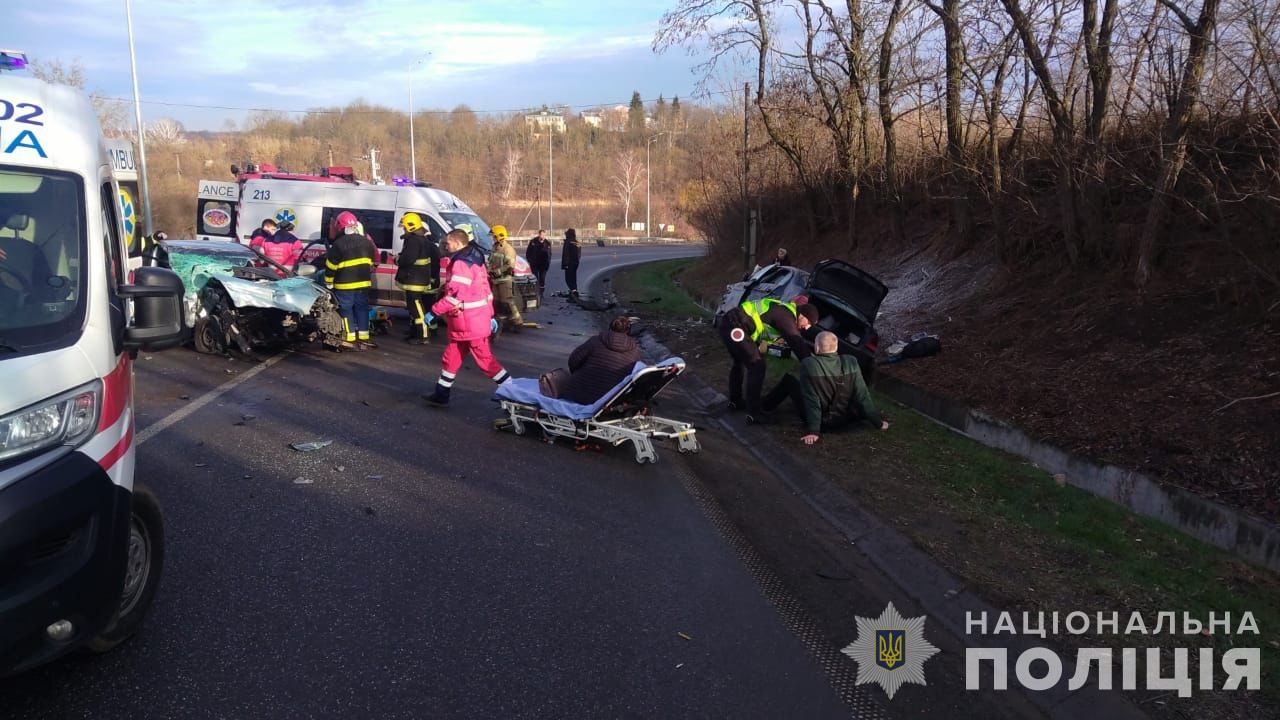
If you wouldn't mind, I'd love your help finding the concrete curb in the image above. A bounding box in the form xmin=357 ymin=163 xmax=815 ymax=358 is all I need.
xmin=874 ymin=373 xmax=1280 ymax=573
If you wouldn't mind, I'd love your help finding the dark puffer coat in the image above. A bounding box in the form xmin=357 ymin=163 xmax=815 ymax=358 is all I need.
xmin=560 ymin=330 xmax=643 ymax=404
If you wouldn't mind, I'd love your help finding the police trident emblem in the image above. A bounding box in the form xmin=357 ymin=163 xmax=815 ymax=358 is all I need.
xmin=842 ymin=602 xmax=939 ymax=699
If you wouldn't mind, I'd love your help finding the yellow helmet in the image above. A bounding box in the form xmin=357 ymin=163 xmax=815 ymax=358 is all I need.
xmin=490 ymin=224 xmax=509 ymax=242
xmin=400 ymin=212 xmax=424 ymax=233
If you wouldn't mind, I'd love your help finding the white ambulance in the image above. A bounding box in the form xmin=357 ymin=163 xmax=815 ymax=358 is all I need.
xmin=195 ymin=169 xmax=539 ymax=310
xmin=0 ymin=55 xmax=187 ymax=675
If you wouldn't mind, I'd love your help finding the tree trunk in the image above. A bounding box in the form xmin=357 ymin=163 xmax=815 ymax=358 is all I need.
xmin=1136 ymin=0 xmax=1222 ymax=287
xmin=879 ymin=0 xmax=906 ymax=245
xmin=931 ymin=0 xmax=973 ymax=246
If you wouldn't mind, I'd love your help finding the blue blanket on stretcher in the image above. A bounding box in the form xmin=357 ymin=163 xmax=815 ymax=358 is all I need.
xmin=492 ymin=357 xmax=685 ymax=420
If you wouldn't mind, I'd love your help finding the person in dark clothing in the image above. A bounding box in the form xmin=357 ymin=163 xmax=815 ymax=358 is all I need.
xmin=248 ymin=219 xmax=277 ymax=251
xmin=774 ymin=247 xmax=792 ymax=267
xmin=325 ymin=210 xmax=377 ymax=350
xmin=561 ymin=228 xmax=581 ymax=299
xmin=763 ymin=331 xmax=889 ymax=444
xmin=541 ymin=316 xmax=643 ymax=404
xmin=526 ymin=229 xmax=552 ymax=294
xmin=395 ymin=212 xmax=441 ymax=344
xmin=718 ymin=298 xmax=819 ymax=423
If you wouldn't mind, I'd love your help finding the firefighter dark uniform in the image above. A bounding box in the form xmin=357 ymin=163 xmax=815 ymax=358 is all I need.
xmin=718 ymin=298 xmax=818 ymax=419
xmin=325 ymin=211 xmax=376 ymax=348
xmin=129 ymin=231 xmax=166 ymax=266
xmin=395 ymin=212 xmax=440 ymax=344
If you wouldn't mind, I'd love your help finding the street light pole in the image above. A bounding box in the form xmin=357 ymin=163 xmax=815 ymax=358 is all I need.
xmin=646 ymin=132 xmax=665 ymax=239
xmin=408 ymin=70 xmax=415 ymax=181
xmin=124 ymin=0 xmax=153 ymax=234
xmin=408 ymin=54 xmax=429 ymax=182
xmin=548 ymin=129 xmax=554 ymax=235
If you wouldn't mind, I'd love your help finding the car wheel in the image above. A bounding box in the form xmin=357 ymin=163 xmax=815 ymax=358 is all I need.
xmin=86 ymin=486 xmax=165 ymax=653
xmin=192 ymin=315 xmax=225 ymax=355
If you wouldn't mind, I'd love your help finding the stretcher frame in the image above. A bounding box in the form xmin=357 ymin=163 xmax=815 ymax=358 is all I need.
xmin=496 ymin=362 xmax=701 ymax=464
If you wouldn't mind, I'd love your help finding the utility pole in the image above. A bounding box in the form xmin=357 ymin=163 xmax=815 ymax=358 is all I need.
xmin=408 ymin=54 xmax=429 ymax=181
xmin=548 ymin=130 xmax=554 ymax=235
xmin=408 ymin=69 xmax=415 ymax=181
xmin=364 ymin=147 xmax=381 ymax=183
xmin=125 ymin=0 xmax=153 ymax=234
xmin=646 ymin=132 xmax=665 ymax=238
xmin=743 ymin=82 xmax=750 ymax=273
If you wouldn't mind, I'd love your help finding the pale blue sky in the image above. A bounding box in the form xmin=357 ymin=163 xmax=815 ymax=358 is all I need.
xmin=9 ymin=0 xmax=716 ymax=130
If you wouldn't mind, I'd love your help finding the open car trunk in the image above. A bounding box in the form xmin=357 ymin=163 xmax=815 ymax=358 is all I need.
xmin=805 ymin=260 xmax=887 ymax=326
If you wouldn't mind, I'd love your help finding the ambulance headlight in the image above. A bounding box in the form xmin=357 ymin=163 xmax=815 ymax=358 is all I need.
xmin=0 ymin=381 xmax=101 ymax=463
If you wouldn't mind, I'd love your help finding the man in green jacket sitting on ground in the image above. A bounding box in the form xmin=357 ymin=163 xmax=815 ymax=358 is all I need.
xmin=761 ymin=331 xmax=889 ymax=445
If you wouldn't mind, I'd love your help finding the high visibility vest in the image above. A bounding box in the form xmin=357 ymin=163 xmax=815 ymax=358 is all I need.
xmin=740 ymin=298 xmax=796 ymax=342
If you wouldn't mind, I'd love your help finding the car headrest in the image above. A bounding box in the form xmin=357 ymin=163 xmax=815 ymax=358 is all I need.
xmin=3 ymin=213 xmax=30 ymax=231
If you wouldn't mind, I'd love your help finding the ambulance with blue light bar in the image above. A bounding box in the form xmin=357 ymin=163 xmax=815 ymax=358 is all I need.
xmin=0 ymin=50 xmax=187 ymax=675
xmin=195 ymin=168 xmax=541 ymax=312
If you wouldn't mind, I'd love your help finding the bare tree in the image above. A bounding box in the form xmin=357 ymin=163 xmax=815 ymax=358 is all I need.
xmin=146 ymin=118 xmax=185 ymax=146
xmin=1135 ymin=0 xmax=1223 ymax=287
xmin=924 ymin=0 xmax=974 ymax=246
xmin=613 ymin=150 xmax=645 ymax=228
xmin=500 ymin=143 xmax=523 ymax=202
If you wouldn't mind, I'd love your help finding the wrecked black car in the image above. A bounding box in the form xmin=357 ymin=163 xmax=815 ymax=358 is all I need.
xmin=150 ymin=239 xmax=345 ymax=355
xmin=717 ymin=260 xmax=888 ymax=380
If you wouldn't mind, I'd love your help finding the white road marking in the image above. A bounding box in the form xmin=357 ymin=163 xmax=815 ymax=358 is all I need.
xmin=136 ymin=352 xmax=289 ymax=446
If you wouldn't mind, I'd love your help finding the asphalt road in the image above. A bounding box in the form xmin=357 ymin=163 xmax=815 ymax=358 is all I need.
xmin=0 ymin=243 xmax=862 ymax=719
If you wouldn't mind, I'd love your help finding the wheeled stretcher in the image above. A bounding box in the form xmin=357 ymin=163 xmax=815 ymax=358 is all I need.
xmin=492 ymin=357 xmax=701 ymax=464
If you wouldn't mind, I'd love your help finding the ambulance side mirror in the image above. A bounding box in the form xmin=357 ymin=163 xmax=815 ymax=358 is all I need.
xmin=120 ymin=267 xmax=186 ymax=351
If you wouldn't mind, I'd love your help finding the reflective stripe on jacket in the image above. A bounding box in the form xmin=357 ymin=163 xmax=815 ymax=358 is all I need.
xmin=431 ymin=244 xmax=494 ymax=341
xmin=395 ymin=230 xmax=440 ymax=292
xmin=325 ymin=233 xmax=375 ymax=290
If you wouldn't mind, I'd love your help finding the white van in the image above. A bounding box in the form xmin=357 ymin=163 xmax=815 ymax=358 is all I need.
xmin=0 ymin=60 xmax=187 ymax=675
xmin=195 ymin=171 xmax=539 ymax=310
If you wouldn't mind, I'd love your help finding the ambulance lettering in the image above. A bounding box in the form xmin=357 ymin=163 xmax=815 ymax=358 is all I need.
xmin=0 ymin=98 xmax=48 ymax=158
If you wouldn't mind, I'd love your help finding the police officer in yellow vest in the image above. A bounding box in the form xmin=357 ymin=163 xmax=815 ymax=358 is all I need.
xmin=718 ymin=297 xmax=820 ymax=423
xmin=395 ymin=212 xmax=441 ymax=344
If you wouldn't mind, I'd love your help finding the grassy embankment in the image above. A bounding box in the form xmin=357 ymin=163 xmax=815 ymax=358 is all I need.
xmin=613 ymin=257 xmax=1280 ymax=717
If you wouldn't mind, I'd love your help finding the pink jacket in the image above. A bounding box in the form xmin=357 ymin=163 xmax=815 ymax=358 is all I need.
xmin=260 ymin=236 xmax=304 ymax=275
xmin=432 ymin=245 xmax=494 ymax=342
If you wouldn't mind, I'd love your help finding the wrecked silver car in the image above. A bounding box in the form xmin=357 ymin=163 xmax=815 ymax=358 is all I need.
xmin=150 ymin=240 xmax=345 ymax=355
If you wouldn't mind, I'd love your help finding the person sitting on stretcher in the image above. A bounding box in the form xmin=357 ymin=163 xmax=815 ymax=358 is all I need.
xmin=540 ymin=316 xmax=643 ymax=404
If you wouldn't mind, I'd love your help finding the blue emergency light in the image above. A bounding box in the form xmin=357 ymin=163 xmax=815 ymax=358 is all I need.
xmin=0 ymin=50 xmax=30 ymax=72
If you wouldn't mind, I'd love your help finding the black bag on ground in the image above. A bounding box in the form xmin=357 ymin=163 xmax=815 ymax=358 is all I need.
xmin=901 ymin=335 xmax=941 ymax=358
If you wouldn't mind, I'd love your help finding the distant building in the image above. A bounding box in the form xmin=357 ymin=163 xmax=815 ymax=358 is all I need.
xmin=525 ymin=109 xmax=566 ymax=134
xmin=581 ymin=110 xmax=603 ymax=128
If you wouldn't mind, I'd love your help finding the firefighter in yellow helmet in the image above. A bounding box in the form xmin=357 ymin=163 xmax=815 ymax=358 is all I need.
xmin=395 ymin=212 xmax=441 ymax=344
xmin=486 ymin=224 xmax=523 ymax=332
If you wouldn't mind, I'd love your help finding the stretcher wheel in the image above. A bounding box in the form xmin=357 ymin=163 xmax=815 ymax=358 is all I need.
xmin=678 ymin=441 xmax=701 ymax=454
xmin=512 ymin=422 xmax=526 ymax=436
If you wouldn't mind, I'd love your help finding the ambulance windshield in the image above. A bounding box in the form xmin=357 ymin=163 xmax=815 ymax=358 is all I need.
xmin=0 ymin=167 xmax=87 ymax=353
xmin=440 ymin=212 xmax=494 ymax=253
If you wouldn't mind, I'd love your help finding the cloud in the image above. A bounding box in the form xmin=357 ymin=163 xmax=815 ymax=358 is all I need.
xmin=16 ymin=0 xmax=709 ymax=129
